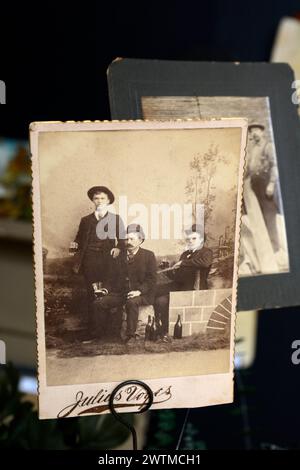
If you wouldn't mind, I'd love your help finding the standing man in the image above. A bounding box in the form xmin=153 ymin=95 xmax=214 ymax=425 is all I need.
xmin=93 ymin=224 xmax=157 ymax=343
xmin=70 ymin=186 xmax=125 ymax=324
xmin=154 ymin=227 xmax=213 ymax=340
xmin=246 ymin=124 xmax=280 ymax=253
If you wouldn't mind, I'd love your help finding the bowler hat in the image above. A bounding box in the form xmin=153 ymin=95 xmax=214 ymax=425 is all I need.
xmin=126 ymin=223 xmax=145 ymax=241
xmin=87 ymin=186 xmax=115 ymax=204
xmin=185 ymin=224 xmax=203 ymax=235
xmin=248 ymin=123 xmax=265 ymax=131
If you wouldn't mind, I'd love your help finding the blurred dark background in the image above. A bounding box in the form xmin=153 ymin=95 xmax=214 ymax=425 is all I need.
xmin=1 ymin=0 xmax=300 ymax=450
xmin=1 ymin=0 xmax=300 ymax=138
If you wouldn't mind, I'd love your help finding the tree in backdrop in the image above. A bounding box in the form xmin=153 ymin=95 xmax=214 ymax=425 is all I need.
xmin=185 ymin=144 xmax=236 ymax=245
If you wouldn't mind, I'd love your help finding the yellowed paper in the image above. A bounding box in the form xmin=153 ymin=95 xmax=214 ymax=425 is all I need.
xmin=30 ymin=119 xmax=247 ymax=419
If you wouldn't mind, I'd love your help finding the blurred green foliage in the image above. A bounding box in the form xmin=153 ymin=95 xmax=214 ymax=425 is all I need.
xmin=0 ymin=363 xmax=132 ymax=449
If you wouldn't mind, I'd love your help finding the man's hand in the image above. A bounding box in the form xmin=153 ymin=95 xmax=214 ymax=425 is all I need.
xmin=173 ymin=260 xmax=182 ymax=270
xmin=99 ymin=288 xmax=109 ymax=296
xmin=111 ymin=247 xmax=121 ymax=258
xmin=69 ymin=241 xmax=78 ymax=255
xmin=266 ymin=182 xmax=275 ymax=198
xmin=127 ymin=290 xmax=141 ymax=299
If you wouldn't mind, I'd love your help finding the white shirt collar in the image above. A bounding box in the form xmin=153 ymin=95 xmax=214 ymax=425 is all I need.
xmin=94 ymin=209 xmax=108 ymax=220
xmin=127 ymin=246 xmax=140 ymax=257
xmin=185 ymin=244 xmax=203 ymax=253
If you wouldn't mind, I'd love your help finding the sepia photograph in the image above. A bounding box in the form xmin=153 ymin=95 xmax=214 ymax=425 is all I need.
xmin=141 ymin=96 xmax=290 ymax=278
xmin=30 ymin=119 xmax=246 ymax=418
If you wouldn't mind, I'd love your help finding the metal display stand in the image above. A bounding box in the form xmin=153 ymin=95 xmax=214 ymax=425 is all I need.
xmin=109 ymin=379 xmax=190 ymax=451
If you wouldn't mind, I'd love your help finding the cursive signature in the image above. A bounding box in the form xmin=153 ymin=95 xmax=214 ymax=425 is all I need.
xmin=57 ymin=384 xmax=172 ymax=418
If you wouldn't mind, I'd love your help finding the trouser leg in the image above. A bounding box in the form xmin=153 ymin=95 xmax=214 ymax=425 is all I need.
xmin=261 ymin=199 xmax=280 ymax=252
xmin=154 ymin=295 xmax=170 ymax=335
xmin=84 ymin=277 xmax=96 ymax=324
xmin=154 ymin=283 xmax=173 ymax=336
xmin=82 ymin=251 xmax=111 ymax=324
xmin=93 ymin=293 xmax=124 ymax=339
xmin=252 ymin=177 xmax=280 ymax=253
xmin=125 ymin=296 xmax=146 ymax=338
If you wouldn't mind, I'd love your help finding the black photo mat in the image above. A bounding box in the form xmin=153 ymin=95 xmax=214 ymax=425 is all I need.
xmin=107 ymin=59 xmax=300 ymax=311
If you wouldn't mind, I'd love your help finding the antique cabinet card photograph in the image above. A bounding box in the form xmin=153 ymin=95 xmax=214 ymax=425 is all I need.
xmin=140 ymin=97 xmax=289 ymax=279
xmin=108 ymin=59 xmax=300 ymax=310
xmin=30 ymin=119 xmax=247 ymax=419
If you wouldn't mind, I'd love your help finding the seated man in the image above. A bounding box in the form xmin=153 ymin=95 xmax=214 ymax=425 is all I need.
xmin=92 ymin=224 xmax=157 ymax=343
xmin=154 ymin=227 xmax=213 ymax=340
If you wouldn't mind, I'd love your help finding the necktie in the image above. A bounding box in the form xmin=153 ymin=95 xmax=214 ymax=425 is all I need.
xmin=127 ymin=252 xmax=134 ymax=262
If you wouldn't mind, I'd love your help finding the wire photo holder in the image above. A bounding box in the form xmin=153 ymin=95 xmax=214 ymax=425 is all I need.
xmin=109 ymin=379 xmax=191 ymax=451
xmin=109 ymin=379 xmax=154 ymax=451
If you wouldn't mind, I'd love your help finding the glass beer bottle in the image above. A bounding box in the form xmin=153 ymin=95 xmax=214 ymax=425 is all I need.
xmin=173 ymin=314 xmax=183 ymax=339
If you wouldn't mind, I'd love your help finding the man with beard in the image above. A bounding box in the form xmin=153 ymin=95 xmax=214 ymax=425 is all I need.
xmin=92 ymin=224 xmax=157 ymax=343
xmin=246 ymin=124 xmax=280 ymax=254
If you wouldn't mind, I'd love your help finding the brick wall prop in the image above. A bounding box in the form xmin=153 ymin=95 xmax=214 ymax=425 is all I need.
xmin=169 ymin=289 xmax=232 ymax=336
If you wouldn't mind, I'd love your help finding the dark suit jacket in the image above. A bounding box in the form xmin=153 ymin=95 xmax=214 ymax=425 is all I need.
xmin=173 ymin=246 xmax=213 ymax=290
xmin=73 ymin=212 xmax=125 ymax=273
xmin=107 ymin=247 xmax=157 ymax=305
